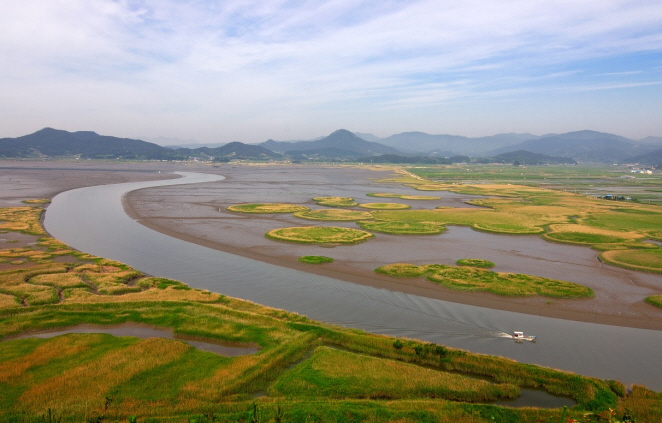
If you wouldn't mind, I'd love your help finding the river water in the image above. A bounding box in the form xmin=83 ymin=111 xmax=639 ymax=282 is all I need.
xmin=43 ymin=172 xmax=662 ymax=391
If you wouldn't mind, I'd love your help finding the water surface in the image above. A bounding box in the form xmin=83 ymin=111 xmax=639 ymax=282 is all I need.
xmin=44 ymin=172 xmax=662 ymax=390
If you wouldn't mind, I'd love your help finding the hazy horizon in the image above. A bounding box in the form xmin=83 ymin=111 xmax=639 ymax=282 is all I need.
xmin=2 ymin=1 xmax=662 ymax=143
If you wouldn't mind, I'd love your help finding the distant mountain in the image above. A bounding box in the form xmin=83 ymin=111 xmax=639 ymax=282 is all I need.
xmin=352 ymin=132 xmax=382 ymax=142
xmin=0 ymin=128 xmax=171 ymax=160
xmin=140 ymin=136 xmax=200 ymax=146
xmin=259 ymin=129 xmax=401 ymax=159
xmin=638 ymin=136 xmax=662 ymax=144
xmin=287 ymin=147 xmax=367 ymax=161
xmin=378 ymin=132 xmax=540 ymax=156
xmin=356 ymin=154 xmax=470 ymax=164
xmin=0 ymin=128 xmax=280 ymax=161
xmin=623 ymin=148 xmax=662 ymax=168
xmin=166 ymin=142 xmax=227 ymax=149
xmin=174 ymin=142 xmax=281 ymax=161
xmin=487 ymin=150 xmax=577 ymax=165
xmin=488 ymin=130 xmax=659 ymax=162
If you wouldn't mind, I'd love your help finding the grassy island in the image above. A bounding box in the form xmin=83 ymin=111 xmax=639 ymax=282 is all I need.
xmin=227 ymin=203 xmax=310 ymax=213
xmin=313 ymin=197 xmax=359 ymax=207
xmin=298 ymin=255 xmax=334 ymax=264
xmin=266 ymin=226 xmax=375 ymax=244
xmin=456 ymin=258 xmax=495 ymax=268
xmin=646 ymin=295 xmax=662 ymax=308
xmin=293 ymin=209 xmax=373 ymax=221
xmin=358 ymin=220 xmax=446 ymax=235
xmin=367 ymin=193 xmax=441 ymax=200
xmin=0 ymin=202 xmax=659 ymax=422
xmin=599 ymin=249 xmax=662 ymax=273
xmin=359 ymin=202 xmax=412 ymax=210
xmin=376 ymin=263 xmax=594 ymax=298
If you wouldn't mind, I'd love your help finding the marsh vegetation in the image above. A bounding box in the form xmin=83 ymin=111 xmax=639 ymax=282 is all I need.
xmin=298 ymin=255 xmax=334 ymax=264
xmin=375 ymin=263 xmax=594 ymax=298
xmin=1 ymin=200 xmax=660 ymax=422
xmin=227 ymin=203 xmax=310 ymax=213
xmin=265 ymin=226 xmax=375 ymax=244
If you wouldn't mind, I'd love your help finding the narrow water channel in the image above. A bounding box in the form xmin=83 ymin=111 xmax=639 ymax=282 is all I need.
xmin=5 ymin=323 xmax=259 ymax=357
xmin=43 ymin=172 xmax=662 ymax=391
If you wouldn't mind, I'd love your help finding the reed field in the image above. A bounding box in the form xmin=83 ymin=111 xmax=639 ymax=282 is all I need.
xmin=599 ymin=249 xmax=662 ymax=274
xmin=357 ymin=220 xmax=446 ymax=235
xmin=1 ymin=196 xmax=660 ymax=421
xmin=375 ymin=263 xmax=594 ymax=298
xmin=227 ymin=203 xmax=310 ymax=213
xmin=229 ymin=172 xmax=661 ymax=272
xmin=456 ymin=259 xmax=495 ymax=268
xmin=298 ymin=255 xmax=334 ymax=264
xmin=313 ymin=197 xmax=359 ymax=207
xmin=366 ymin=193 xmax=441 ymax=200
xmin=645 ymin=295 xmax=662 ymax=308
xmin=293 ymin=209 xmax=373 ymax=221
xmin=358 ymin=202 xmax=412 ymax=210
xmin=380 ymin=167 xmax=662 ymax=273
xmin=265 ymin=226 xmax=375 ymax=244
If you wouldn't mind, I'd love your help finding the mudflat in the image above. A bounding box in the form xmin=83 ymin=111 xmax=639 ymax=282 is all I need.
xmin=3 ymin=161 xmax=661 ymax=329
xmin=124 ymin=164 xmax=662 ymax=330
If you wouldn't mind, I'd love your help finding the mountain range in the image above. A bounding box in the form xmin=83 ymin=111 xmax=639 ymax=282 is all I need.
xmin=0 ymin=128 xmax=279 ymax=161
xmin=1 ymin=127 xmax=661 ymax=165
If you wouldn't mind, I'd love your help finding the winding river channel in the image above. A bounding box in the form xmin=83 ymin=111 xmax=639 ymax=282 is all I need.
xmin=44 ymin=172 xmax=662 ymax=391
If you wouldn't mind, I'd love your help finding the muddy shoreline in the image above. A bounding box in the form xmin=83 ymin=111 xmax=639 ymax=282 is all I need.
xmin=131 ymin=213 xmax=662 ymax=330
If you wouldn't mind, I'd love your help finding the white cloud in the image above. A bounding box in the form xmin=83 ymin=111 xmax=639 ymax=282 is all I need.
xmin=1 ymin=0 xmax=662 ymax=140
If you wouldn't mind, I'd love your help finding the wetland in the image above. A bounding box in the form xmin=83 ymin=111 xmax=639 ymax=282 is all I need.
xmin=1 ymin=161 xmax=661 ymax=422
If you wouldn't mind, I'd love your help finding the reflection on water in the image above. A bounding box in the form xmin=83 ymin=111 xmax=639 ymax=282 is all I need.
xmin=5 ymin=322 xmax=259 ymax=357
xmin=43 ymin=172 xmax=662 ymax=391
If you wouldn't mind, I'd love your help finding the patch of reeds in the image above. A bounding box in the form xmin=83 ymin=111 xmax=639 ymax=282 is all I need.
xmin=270 ymin=346 xmax=519 ymax=402
xmin=375 ymin=263 xmax=593 ymax=298
xmin=312 ymin=197 xmax=358 ymax=207
xmin=599 ymin=249 xmax=662 ymax=274
xmin=298 ymin=256 xmax=334 ymax=264
xmin=358 ymin=202 xmax=412 ymax=210
xmin=644 ymin=295 xmax=662 ymax=308
xmin=358 ymin=220 xmax=446 ymax=235
xmin=265 ymin=226 xmax=375 ymax=244
xmin=456 ymin=259 xmax=495 ymax=268
xmin=227 ymin=203 xmax=310 ymax=213
xmin=367 ymin=193 xmax=441 ymax=200
xmin=293 ymin=209 xmax=373 ymax=221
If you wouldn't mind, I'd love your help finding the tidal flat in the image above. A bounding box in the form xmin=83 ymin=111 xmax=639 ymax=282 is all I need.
xmin=123 ymin=164 xmax=662 ymax=329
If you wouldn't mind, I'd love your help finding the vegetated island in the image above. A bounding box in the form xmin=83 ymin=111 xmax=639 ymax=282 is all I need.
xmin=1 ymin=201 xmax=659 ymax=422
xmin=373 ymin=168 xmax=662 ymax=274
xmin=375 ymin=263 xmax=594 ymax=298
xmin=265 ymin=226 xmax=375 ymax=244
xmin=227 ymin=203 xmax=310 ymax=213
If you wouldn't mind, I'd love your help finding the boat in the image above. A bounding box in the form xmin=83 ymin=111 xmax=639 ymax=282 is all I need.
xmin=512 ymin=331 xmax=536 ymax=342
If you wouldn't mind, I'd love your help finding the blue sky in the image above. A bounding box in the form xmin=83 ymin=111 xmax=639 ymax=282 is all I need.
xmin=1 ymin=0 xmax=662 ymax=143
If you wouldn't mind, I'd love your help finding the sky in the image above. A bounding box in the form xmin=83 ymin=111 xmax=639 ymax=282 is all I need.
xmin=1 ymin=0 xmax=662 ymax=144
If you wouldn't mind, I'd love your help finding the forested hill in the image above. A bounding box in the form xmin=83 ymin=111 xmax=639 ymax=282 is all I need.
xmin=0 ymin=128 xmax=280 ymax=161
